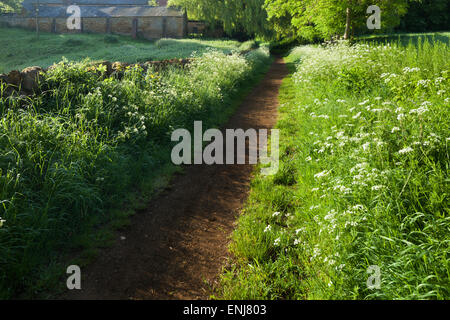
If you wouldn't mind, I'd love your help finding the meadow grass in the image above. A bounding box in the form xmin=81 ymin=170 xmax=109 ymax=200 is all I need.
xmin=0 ymin=27 xmax=246 ymax=73
xmin=218 ymin=35 xmax=449 ymax=299
xmin=0 ymin=45 xmax=271 ymax=298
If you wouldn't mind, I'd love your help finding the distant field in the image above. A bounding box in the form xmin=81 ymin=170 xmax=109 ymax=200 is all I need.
xmin=0 ymin=27 xmax=248 ymax=73
xmin=357 ymin=31 xmax=450 ymax=46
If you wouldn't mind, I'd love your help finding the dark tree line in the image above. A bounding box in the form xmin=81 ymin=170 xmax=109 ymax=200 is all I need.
xmin=397 ymin=0 xmax=449 ymax=32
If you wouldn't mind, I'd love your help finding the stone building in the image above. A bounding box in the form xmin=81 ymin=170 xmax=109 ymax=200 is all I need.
xmin=0 ymin=0 xmax=187 ymax=39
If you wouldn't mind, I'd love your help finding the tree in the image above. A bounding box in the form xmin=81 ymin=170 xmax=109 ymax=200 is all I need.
xmin=265 ymin=0 xmax=410 ymax=41
xmin=0 ymin=0 xmax=22 ymax=13
xmin=168 ymin=0 xmax=273 ymax=38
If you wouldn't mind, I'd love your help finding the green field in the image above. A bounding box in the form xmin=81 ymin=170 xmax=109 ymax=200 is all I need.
xmin=219 ymin=34 xmax=449 ymax=299
xmin=0 ymin=27 xmax=251 ymax=73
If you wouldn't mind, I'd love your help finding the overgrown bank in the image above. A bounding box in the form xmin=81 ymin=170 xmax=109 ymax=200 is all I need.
xmin=0 ymin=47 xmax=271 ymax=298
xmin=219 ymin=36 xmax=449 ymax=299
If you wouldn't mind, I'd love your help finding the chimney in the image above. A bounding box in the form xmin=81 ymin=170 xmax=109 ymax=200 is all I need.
xmin=157 ymin=0 xmax=168 ymax=6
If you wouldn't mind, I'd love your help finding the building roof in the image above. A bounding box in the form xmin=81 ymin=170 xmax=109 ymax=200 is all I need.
xmin=21 ymin=4 xmax=184 ymax=18
xmin=22 ymin=0 xmax=150 ymax=10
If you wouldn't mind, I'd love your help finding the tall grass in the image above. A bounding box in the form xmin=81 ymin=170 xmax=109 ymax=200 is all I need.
xmin=0 ymin=47 xmax=271 ymax=298
xmin=219 ymin=37 xmax=449 ymax=299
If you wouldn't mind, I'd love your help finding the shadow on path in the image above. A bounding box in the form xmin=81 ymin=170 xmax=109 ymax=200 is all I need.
xmin=64 ymin=57 xmax=289 ymax=300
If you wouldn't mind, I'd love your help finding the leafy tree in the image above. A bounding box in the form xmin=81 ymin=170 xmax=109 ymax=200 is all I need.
xmin=265 ymin=0 xmax=410 ymax=41
xmin=168 ymin=0 xmax=273 ymax=38
xmin=0 ymin=0 xmax=22 ymax=13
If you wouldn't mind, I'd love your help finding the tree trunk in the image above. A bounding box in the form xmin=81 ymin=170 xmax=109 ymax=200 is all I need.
xmin=343 ymin=7 xmax=351 ymax=40
xmin=351 ymin=21 xmax=355 ymax=40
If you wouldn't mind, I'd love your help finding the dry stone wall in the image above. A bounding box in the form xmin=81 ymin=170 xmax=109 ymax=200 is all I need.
xmin=0 ymin=58 xmax=193 ymax=97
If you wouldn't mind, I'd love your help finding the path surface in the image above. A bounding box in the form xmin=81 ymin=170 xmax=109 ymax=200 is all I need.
xmin=64 ymin=57 xmax=288 ymax=300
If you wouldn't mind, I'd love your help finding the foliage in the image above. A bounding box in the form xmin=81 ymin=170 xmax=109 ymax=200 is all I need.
xmin=219 ymin=35 xmax=449 ymax=299
xmin=0 ymin=47 xmax=270 ymax=298
xmin=0 ymin=0 xmax=22 ymax=13
xmin=168 ymin=0 xmax=273 ymax=39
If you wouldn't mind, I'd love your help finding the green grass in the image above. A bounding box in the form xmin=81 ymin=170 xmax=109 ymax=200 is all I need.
xmin=0 ymin=27 xmax=246 ymax=73
xmin=218 ymin=33 xmax=449 ymax=300
xmin=0 ymin=44 xmax=271 ymax=298
xmin=358 ymin=31 xmax=450 ymax=46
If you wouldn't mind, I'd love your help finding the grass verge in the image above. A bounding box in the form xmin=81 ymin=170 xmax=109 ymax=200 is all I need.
xmin=0 ymin=46 xmax=272 ymax=298
xmin=218 ymin=34 xmax=449 ymax=300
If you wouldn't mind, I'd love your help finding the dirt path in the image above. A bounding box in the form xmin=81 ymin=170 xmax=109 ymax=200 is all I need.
xmin=64 ymin=57 xmax=288 ymax=300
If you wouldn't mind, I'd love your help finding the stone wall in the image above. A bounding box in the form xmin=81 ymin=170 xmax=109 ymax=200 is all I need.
xmin=0 ymin=58 xmax=194 ymax=97
xmin=82 ymin=17 xmax=108 ymax=34
xmin=0 ymin=15 xmax=187 ymax=39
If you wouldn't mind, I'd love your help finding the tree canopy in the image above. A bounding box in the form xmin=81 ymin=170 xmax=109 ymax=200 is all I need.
xmin=168 ymin=0 xmax=272 ymax=39
xmin=265 ymin=0 xmax=410 ymax=40
xmin=0 ymin=0 xmax=22 ymax=13
xmin=169 ymin=0 xmax=438 ymax=41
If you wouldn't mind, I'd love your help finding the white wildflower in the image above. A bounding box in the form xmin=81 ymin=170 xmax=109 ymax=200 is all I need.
xmin=352 ymin=112 xmax=362 ymax=119
xmin=359 ymin=100 xmax=370 ymax=106
xmin=398 ymin=146 xmax=414 ymax=154
xmin=274 ymin=237 xmax=281 ymax=246
xmin=314 ymin=170 xmax=330 ymax=179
